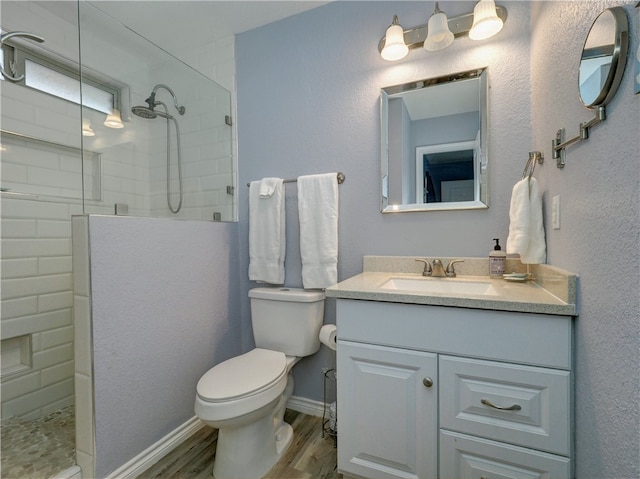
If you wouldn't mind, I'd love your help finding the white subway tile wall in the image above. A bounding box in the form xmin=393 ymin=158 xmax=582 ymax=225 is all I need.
xmin=1 ymin=195 xmax=79 ymax=418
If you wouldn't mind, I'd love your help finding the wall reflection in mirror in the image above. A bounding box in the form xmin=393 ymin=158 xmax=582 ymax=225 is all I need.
xmin=381 ymin=68 xmax=488 ymax=213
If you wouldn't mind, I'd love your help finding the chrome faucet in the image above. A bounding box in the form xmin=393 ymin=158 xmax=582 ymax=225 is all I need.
xmin=431 ymin=259 xmax=446 ymax=277
xmin=415 ymin=258 xmax=465 ymax=278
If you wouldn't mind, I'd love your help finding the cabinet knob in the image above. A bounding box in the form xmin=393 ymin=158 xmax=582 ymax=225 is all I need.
xmin=422 ymin=377 xmax=433 ymax=388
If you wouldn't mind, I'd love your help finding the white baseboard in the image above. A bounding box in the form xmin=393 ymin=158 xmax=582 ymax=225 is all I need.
xmin=286 ymin=395 xmax=326 ymax=417
xmin=52 ymin=465 xmax=82 ymax=479
xmin=103 ymin=398 xmax=323 ymax=479
xmin=105 ymin=416 xmax=206 ymax=479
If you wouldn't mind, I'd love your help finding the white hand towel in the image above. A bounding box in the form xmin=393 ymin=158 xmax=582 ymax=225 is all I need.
xmin=506 ymin=177 xmax=546 ymax=264
xmin=259 ymin=177 xmax=280 ymax=198
xmin=298 ymin=173 xmax=339 ymax=289
xmin=249 ymin=179 xmax=285 ymax=284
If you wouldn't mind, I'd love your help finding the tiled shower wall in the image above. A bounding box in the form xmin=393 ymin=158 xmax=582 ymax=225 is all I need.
xmin=1 ymin=197 xmax=80 ymax=419
xmin=1 ymin=0 xmax=235 ymax=420
xmin=0 ymin=0 xmax=83 ymax=419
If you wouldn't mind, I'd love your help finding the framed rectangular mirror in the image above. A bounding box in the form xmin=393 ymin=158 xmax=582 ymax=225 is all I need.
xmin=381 ymin=68 xmax=489 ymax=213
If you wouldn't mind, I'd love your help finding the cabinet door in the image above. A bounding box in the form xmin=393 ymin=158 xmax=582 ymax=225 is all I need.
xmin=440 ymin=430 xmax=571 ymax=479
xmin=337 ymin=340 xmax=438 ymax=479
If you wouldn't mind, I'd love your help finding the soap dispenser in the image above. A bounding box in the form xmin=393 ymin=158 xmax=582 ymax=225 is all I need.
xmin=489 ymin=238 xmax=506 ymax=278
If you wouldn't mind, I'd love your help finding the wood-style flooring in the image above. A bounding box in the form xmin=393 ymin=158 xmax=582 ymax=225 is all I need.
xmin=136 ymin=410 xmax=340 ymax=479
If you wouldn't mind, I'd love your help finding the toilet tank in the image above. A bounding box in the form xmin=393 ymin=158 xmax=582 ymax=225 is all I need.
xmin=249 ymin=287 xmax=325 ymax=357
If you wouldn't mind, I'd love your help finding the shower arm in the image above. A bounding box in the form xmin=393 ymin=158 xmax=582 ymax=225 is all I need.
xmin=150 ymin=84 xmax=185 ymax=115
xmin=0 ymin=31 xmax=45 ymax=82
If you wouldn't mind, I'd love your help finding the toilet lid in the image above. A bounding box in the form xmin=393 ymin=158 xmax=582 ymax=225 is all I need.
xmin=197 ymin=348 xmax=287 ymax=402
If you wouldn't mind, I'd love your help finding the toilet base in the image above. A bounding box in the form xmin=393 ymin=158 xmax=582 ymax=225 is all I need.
xmin=212 ymin=400 xmax=286 ymax=479
xmin=275 ymin=422 xmax=293 ymax=456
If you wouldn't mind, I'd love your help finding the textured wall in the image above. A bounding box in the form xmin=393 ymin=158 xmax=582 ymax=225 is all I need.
xmin=86 ymin=216 xmax=241 ymax=477
xmin=236 ymin=0 xmax=532 ymax=400
xmin=530 ymin=2 xmax=640 ymax=478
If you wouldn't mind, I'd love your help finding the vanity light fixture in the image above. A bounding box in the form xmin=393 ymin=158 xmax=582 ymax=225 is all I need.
xmin=380 ymin=15 xmax=409 ymax=61
xmin=469 ymin=0 xmax=504 ymax=40
xmin=104 ymin=108 xmax=124 ymax=129
xmin=379 ymin=1 xmax=507 ymax=61
xmin=423 ymin=3 xmax=454 ymax=52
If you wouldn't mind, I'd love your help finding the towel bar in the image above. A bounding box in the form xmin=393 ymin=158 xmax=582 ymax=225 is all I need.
xmin=246 ymin=172 xmax=345 ymax=187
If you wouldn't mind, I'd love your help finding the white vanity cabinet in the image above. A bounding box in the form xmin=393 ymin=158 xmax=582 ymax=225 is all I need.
xmin=336 ymin=299 xmax=574 ymax=479
xmin=338 ymin=340 xmax=438 ymax=479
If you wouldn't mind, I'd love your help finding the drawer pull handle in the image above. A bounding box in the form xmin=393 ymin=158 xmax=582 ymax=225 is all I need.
xmin=481 ymin=398 xmax=521 ymax=411
xmin=423 ymin=377 xmax=433 ymax=388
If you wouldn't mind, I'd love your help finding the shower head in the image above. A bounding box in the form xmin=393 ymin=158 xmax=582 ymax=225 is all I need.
xmin=132 ymin=83 xmax=184 ymax=120
xmin=131 ymin=104 xmax=174 ymax=120
xmin=131 ymin=105 xmax=158 ymax=119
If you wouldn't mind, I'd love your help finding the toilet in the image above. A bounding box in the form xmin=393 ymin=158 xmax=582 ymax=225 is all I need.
xmin=194 ymin=287 xmax=325 ymax=479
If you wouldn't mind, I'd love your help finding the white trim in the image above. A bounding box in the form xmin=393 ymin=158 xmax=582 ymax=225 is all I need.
xmin=286 ymin=395 xmax=325 ymax=417
xmin=51 ymin=466 xmax=82 ymax=479
xmin=105 ymin=416 xmax=206 ymax=479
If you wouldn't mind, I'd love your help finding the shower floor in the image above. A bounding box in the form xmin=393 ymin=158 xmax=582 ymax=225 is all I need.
xmin=1 ymin=405 xmax=75 ymax=478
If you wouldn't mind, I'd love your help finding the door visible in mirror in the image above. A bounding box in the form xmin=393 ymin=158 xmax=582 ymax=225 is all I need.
xmin=381 ymin=68 xmax=489 ymax=213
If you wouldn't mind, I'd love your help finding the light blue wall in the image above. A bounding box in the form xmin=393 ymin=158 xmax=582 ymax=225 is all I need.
xmin=237 ymin=0 xmax=532 ymax=398
xmin=236 ymin=1 xmax=639 ymax=478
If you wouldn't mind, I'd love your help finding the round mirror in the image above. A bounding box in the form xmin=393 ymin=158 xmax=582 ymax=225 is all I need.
xmin=578 ymin=7 xmax=628 ymax=108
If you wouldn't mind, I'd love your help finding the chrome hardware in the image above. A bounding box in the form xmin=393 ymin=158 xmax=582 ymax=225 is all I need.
xmin=416 ymin=258 xmax=463 ymax=278
xmin=415 ymin=259 xmax=432 ymax=276
xmin=481 ymin=398 xmax=522 ymax=411
xmin=445 ymin=259 xmax=464 ymax=277
xmin=552 ymin=106 xmax=606 ymax=169
xmin=422 ymin=377 xmax=433 ymax=388
xmin=246 ymin=171 xmax=345 ymax=187
xmin=430 ymin=259 xmax=446 ymax=277
xmin=0 ymin=31 xmax=45 ymax=82
xmin=522 ymin=151 xmax=544 ymax=180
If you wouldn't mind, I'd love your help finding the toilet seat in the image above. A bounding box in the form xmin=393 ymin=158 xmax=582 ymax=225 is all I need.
xmin=195 ymin=348 xmax=288 ymax=422
xmin=197 ymin=348 xmax=286 ymax=402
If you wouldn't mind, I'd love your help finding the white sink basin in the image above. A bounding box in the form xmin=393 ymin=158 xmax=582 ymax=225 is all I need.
xmin=381 ymin=277 xmax=499 ymax=296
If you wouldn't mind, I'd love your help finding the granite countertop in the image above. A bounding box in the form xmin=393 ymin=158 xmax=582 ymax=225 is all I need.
xmin=325 ymin=256 xmax=577 ymax=316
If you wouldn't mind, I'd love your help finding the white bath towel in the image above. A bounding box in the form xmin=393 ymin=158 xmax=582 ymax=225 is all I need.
xmin=298 ymin=173 xmax=339 ymax=289
xmin=506 ymin=177 xmax=546 ymax=264
xmin=248 ymin=178 xmax=285 ymax=284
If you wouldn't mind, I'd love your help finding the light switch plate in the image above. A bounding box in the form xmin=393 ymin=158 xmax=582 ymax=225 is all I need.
xmin=552 ymin=195 xmax=560 ymax=230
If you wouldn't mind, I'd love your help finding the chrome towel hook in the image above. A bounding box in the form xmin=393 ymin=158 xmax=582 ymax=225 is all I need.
xmin=522 ymin=151 xmax=544 ymax=181
xmin=0 ymin=31 xmax=45 ymax=82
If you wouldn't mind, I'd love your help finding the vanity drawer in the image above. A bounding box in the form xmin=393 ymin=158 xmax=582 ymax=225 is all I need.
xmin=439 ymin=355 xmax=571 ymax=456
xmin=440 ymin=430 xmax=571 ymax=479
